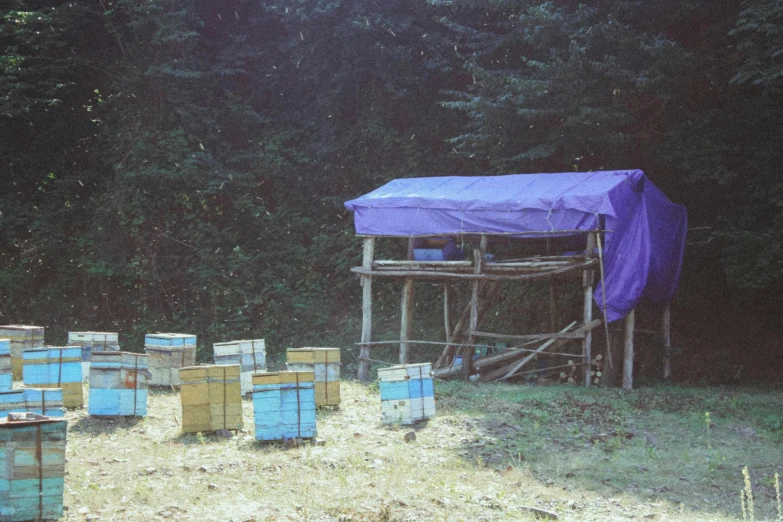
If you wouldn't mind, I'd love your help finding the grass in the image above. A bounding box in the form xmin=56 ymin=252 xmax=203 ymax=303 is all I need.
xmin=57 ymin=381 xmax=783 ymax=521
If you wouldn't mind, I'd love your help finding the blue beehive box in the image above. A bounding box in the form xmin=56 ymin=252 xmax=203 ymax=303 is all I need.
xmin=67 ymin=331 xmax=120 ymax=378
xmin=0 ymin=412 xmax=67 ymax=522
xmin=0 ymin=389 xmax=65 ymax=419
xmin=252 ymin=371 xmax=316 ymax=441
xmin=412 ymin=238 xmax=463 ymax=261
xmin=0 ymin=340 xmax=10 ymax=392
xmin=22 ymin=347 xmax=83 ymax=408
xmin=89 ymin=352 xmax=150 ymax=417
xmin=378 ymin=363 xmax=435 ymax=425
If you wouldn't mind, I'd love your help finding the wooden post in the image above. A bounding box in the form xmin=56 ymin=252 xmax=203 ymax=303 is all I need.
xmin=623 ymin=308 xmax=635 ymax=390
xmin=443 ymin=283 xmax=452 ymax=345
xmin=465 ymin=235 xmax=487 ymax=380
xmin=662 ymin=302 xmax=671 ymax=380
xmin=358 ymin=237 xmax=374 ymax=381
xmin=549 ymin=279 xmax=558 ymax=332
xmin=399 ymin=237 xmax=416 ymax=365
xmin=583 ymin=231 xmax=596 ymax=387
xmin=400 ymin=278 xmax=414 ymax=365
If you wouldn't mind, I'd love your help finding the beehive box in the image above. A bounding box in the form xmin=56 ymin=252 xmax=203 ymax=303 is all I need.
xmin=89 ymin=352 xmax=150 ymax=417
xmin=377 ymin=363 xmax=435 ymax=425
xmin=286 ymin=347 xmax=340 ymax=407
xmin=22 ymin=347 xmax=83 ymax=408
xmin=179 ymin=365 xmax=242 ymax=433
xmin=0 ymin=340 xmax=10 ymax=392
xmin=213 ymin=339 xmax=266 ymax=395
xmin=252 ymin=371 xmax=316 ymax=441
xmin=144 ymin=333 xmax=197 ymax=387
xmin=0 ymin=326 xmax=44 ymax=381
xmin=0 ymin=412 xmax=67 ymax=522
xmin=67 ymin=331 xmax=120 ymax=377
xmin=0 ymin=389 xmax=65 ymax=418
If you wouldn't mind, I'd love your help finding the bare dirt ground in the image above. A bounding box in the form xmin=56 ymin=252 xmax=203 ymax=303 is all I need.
xmin=55 ymin=381 xmax=763 ymax=521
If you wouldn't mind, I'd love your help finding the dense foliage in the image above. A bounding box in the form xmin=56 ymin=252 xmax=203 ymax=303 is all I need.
xmin=1 ymin=0 xmax=780 ymax=377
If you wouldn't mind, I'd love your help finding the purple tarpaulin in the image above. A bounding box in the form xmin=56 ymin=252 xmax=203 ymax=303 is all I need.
xmin=344 ymin=170 xmax=687 ymax=322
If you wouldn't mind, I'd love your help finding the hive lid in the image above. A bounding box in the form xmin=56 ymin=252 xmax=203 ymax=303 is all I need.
xmin=0 ymin=412 xmax=66 ymax=427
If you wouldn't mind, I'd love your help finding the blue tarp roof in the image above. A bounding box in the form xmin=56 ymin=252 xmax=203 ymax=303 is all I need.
xmin=344 ymin=170 xmax=687 ymax=322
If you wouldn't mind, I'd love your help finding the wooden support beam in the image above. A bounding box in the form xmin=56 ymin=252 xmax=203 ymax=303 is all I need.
xmin=399 ymin=277 xmax=414 ymax=365
xmin=583 ymin=231 xmax=596 ymax=387
xmin=350 ymin=260 xmax=596 ymax=280
xmin=443 ymin=283 xmax=452 ymax=346
xmin=358 ymin=237 xmax=374 ymax=381
xmin=623 ymin=309 xmax=635 ymax=390
xmin=465 ymin=235 xmax=487 ymax=380
xmin=662 ymin=302 xmax=671 ymax=380
xmin=470 ymin=319 xmax=601 ymax=341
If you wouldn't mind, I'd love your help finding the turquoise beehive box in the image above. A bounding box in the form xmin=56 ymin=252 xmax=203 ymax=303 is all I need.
xmin=0 ymin=413 xmax=67 ymax=522
xmin=0 ymin=389 xmax=66 ymax=418
xmin=88 ymin=352 xmax=150 ymax=417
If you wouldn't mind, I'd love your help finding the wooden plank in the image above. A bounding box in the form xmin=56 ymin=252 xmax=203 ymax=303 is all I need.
xmin=662 ymin=303 xmax=671 ymax=380
xmin=399 ymin=278 xmax=414 ymax=365
xmin=358 ymin=237 xmax=374 ymax=381
xmin=623 ymin=309 xmax=635 ymax=390
xmin=470 ymin=319 xmax=601 ymax=341
xmin=443 ymin=283 xmax=452 ymax=346
xmin=482 ymin=322 xmax=578 ymax=383
xmin=583 ymin=231 xmax=596 ymax=387
xmin=350 ymin=260 xmax=595 ymax=281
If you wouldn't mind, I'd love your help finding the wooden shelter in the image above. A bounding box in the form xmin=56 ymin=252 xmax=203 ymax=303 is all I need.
xmin=344 ymin=171 xmax=687 ymax=388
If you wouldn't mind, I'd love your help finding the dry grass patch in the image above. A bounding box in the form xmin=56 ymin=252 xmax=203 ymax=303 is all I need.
xmin=54 ymin=381 xmax=767 ymax=521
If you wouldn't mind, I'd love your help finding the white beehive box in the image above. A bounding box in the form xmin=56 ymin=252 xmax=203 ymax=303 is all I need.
xmin=213 ymin=339 xmax=266 ymax=395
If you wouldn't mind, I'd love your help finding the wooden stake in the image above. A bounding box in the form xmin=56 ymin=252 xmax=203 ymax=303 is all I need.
xmin=443 ymin=283 xmax=452 ymax=345
xmin=662 ymin=302 xmax=671 ymax=380
xmin=583 ymin=231 xmax=596 ymax=387
xmin=623 ymin=309 xmax=635 ymax=390
xmin=399 ymin=277 xmax=414 ymax=365
xmin=358 ymin=237 xmax=374 ymax=381
xmin=465 ymin=237 xmax=486 ymax=380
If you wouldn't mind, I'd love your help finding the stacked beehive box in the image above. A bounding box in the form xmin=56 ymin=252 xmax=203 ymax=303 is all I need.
xmin=144 ymin=333 xmax=196 ymax=386
xmin=0 ymin=326 xmax=44 ymax=381
xmin=252 ymin=371 xmax=316 ymax=441
xmin=89 ymin=352 xmax=150 ymax=417
xmin=22 ymin=347 xmax=83 ymax=408
xmin=213 ymin=339 xmax=266 ymax=395
xmin=67 ymin=331 xmax=120 ymax=377
xmin=377 ymin=363 xmax=435 ymax=425
xmin=0 ymin=340 xmax=10 ymax=392
xmin=286 ymin=347 xmax=340 ymax=407
xmin=0 ymin=389 xmax=65 ymax=417
xmin=0 ymin=412 xmax=67 ymax=522
xmin=0 ymin=388 xmax=65 ymax=417
xmin=179 ymin=365 xmax=242 ymax=433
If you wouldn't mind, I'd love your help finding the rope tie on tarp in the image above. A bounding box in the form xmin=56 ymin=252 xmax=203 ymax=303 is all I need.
xmin=418 ymin=366 xmax=425 ymax=418
xmin=295 ymin=372 xmax=302 ymax=439
xmin=595 ymin=218 xmax=613 ymax=371
xmin=546 ymin=208 xmax=554 ymax=233
xmin=36 ymin=423 xmax=43 ymax=519
xmin=133 ymin=354 xmax=139 ymax=416
xmin=251 ymin=340 xmax=258 ymax=372
xmin=57 ymin=348 xmax=63 ymax=386
xmin=222 ymin=366 xmax=227 ymax=431
xmin=323 ymin=351 xmax=328 ymax=405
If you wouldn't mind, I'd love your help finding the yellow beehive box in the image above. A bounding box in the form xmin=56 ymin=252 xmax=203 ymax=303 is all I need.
xmin=0 ymin=325 xmax=45 ymax=380
xmin=178 ymin=365 xmax=242 ymax=433
xmin=286 ymin=348 xmax=340 ymax=407
xmin=286 ymin=347 xmax=340 ymax=364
